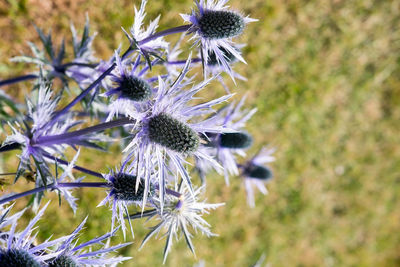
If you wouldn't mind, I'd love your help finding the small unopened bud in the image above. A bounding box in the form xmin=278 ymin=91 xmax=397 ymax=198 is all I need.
xmin=244 ymin=164 xmax=272 ymax=180
xmin=207 ymin=47 xmax=238 ymax=66
xmin=219 ymin=132 xmax=252 ymax=149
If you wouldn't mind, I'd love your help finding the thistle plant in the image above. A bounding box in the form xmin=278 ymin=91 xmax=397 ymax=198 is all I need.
xmin=0 ymin=0 xmax=274 ymax=265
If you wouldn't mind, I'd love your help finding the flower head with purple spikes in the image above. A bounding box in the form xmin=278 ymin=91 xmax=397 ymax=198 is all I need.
xmin=103 ymin=51 xmax=158 ymax=120
xmin=198 ymin=95 xmax=256 ymax=184
xmin=98 ymin=165 xmax=156 ymax=238
xmin=181 ymin=0 xmax=257 ymax=78
xmin=0 ymin=203 xmax=71 ymax=267
xmin=123 ymin=58 xmax=231 ymax=210
xmin=12 ymin=17 xmax=97 ymax=86
xmin=241 ymin=147 xmax=275 ymax=207
xmin=130 ymin=183 xmax=224 ymax=263
xmin=2 ymin=77 xmax=107 ymax=181
xmin=48 ymin=217 xmax=131 ymax=266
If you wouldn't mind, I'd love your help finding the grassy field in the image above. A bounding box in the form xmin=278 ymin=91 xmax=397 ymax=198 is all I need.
xmin=1 ymin=0 xmax=400 ymax=266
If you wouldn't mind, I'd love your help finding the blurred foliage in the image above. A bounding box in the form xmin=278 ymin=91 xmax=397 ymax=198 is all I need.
xmin=0 ymin=0 xmax=400 ymax=266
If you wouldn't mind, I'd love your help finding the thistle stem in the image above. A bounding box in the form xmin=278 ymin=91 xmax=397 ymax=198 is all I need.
xmin=0 ymin=74 xmax=38 ymax=87
xmin=42 ymin=153 xmax=104 ymax=179
xmin=46 ymin=64 xmax=115 ymax=127
xmin=154 ymin=184 xmax=181 ymax=198
xmin=0 ymin=182 xmax=109 ymax=205
xmin=166 ymin=58 xmax=202 ymax=65
xmin=0 ymin=62 xmax=98 ymax=87
xmin=44 ymin=47 xmax=133 ymax=129
xmin=35 ymin=117 xmax=134 ymax=146
xmin=59 ymin=62 xmax=98 ymax=69
xmin=138 ymin=25 xmax=191 ymax=46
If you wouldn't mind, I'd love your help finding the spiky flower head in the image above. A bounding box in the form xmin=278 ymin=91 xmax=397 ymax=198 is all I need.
xmin=131 ymin=184 xmax=224 ymax=263
xmin=0 ymin=203 xmax=71 ymax=267
xmin=241 ymin=147 xmax=275 ymax=207
xmin=181 ymin=0 xmax=257 ymax=78
xmin=2 ymin=77 xmax=106 ymax=189
xmin=98 ymin=166 xmax=156 ymax=238
xmin=123 ymin=58 xmax=231 ymax=210
xmin=104 ymin=51 xmax=157 ymax=120
xmin=2 ymin=77 xmax=71 ymax=181
xmin=12 ymin=17 xmax=97 ymax=86
xmin=48 ymin=217 xmax=131 ymax=266
xmin=197 ymin=95 xmax=256 ymax=184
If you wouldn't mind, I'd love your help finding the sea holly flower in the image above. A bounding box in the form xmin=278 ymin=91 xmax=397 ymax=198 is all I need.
xmin=0 ymin=164 xmax=153 ymax=239
xmin=197 ymin=95 xmax=256 ymax=184
xmin=48 ymin=217 xmax=131 ymax=266
xmin=0 ymin=151 xmax=85 ymax=212
xmin=240 ymin=147 xmax=275 ymax=207
xmin=129 ymin=184 xmax=224 ymax=263
xmin=0 ymin=203 xmax=70 ymax=267
xmin=11 ymin=17 xmax=97 ymax=87
xmin=103 ymin=51 xmax=159 ymax=120
xmin=98 ymin=166 xmax=156 ymax=238
xmin=123 ymin=58 xmax=231 ymax=209
xmin=2 ymin=76 xmax=106 ymax=182
xmin=181 ymin=0 xmax=257 ymax=78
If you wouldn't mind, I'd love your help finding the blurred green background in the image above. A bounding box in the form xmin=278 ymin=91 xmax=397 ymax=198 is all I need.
xmin=1 ymin=0 xmax=400 ymax=266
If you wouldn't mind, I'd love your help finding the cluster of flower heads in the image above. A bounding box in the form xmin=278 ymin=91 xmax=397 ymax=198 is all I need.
xmin=0 ymin=0 xmax=274 ymax=265
xmin=0 ymin=203 xmax=131 ymax=266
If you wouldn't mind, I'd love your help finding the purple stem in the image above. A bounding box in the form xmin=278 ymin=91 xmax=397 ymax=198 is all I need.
xmin=42 ymin=153 xmax=104 ymax=179
xmin=0 ymin=62 xmax=98 ymax=87
xmin=46 ymin=64 xmax=116 ymax=127
xmin=0 ymin=182 xmax=108 ymax=205
xmin=44 ymin=46 xmax=134 ymax=129
xmin=154 ymin=184 xmax=181 ymax=198
xmin=166 ymin=58 xmax=202 ymax=65
xmin=60 ymin=62 xmax=98 ymax=69
xmin=138 ymin=25 xmax=191 ymax=45
xmin=166 ymin=188 xmax=182 ymax=198
xmin=0 ymin=74 xmax=38 ymax=87
xmin=35 ymin=117 xmax=134 ymax=146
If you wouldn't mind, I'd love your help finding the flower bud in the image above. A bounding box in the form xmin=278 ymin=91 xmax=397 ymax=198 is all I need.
xmin=244 ymin=164 xmax=272 ymax=180
xmin=219 ymin=132 xmax=252 ymax=149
